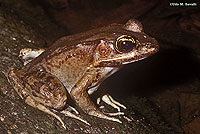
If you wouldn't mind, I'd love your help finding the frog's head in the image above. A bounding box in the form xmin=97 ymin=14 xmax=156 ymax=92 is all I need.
xmin=92 ymin=19 xmax=159 ymax=67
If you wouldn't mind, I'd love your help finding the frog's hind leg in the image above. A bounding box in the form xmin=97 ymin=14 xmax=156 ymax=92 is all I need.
xmin=8 ymin=68 xmax=66 ymax=129
xmin=26 ymin=96 xmax=91 ymax=129
xmin=25 ymin=96 xmax=67 ymax=129
xmin=7 ymin=67 xmax=90 ymax=129
xmin=25 ymin=96 xmax=91 ymax=130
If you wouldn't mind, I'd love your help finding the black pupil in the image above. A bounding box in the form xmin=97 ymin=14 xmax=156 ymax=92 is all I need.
xmin=115 ymin=35 xmax=136 ymax=53
xmin=120 ymin=41 xmax=133 ymax=52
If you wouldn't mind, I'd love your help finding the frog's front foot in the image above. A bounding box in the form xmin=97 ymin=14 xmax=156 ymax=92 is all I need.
xmin=97 ymin=94 xmax=133 ymax=122
xmin=97 ymin=94 xmax=126 ymax=116
xmin=71 ymin=90 xmax=122 ymax=123
xmin=19 ymin=48 xmax=45 ymax=65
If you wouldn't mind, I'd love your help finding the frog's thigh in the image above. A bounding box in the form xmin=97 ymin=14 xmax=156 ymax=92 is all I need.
xmin=8 ymin=68 xmax=89 ymax=127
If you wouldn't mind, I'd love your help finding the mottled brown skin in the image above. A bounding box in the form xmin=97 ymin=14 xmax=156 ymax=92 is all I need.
xmin=8 ymin=68 xmax=67 ymax=110
xmin=7 ymin=19 xmax=159 ymax=127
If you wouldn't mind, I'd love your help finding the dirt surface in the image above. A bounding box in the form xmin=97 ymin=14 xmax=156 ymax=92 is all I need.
xmin=0 ymin=0 xmax=199 ymax=134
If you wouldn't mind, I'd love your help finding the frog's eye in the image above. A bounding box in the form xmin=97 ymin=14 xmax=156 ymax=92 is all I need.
xmin=115 ymin=35 xmax=136 ymax=53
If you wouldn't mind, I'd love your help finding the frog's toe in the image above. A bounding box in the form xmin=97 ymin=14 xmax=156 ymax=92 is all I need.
xmin=123 ymin=116 xmax=132 ymax=122
xmin=61 ymin=110 xmax=90 ymax=126
xmin=98 ymin=94 xmax=126 ymax=112
xmin=88 ymin=110 xmax=122 ymax=123
xmin=103 ymin=111 xmax=132 ymax=122
xmin=104 ymin=111 xmax=124 ymax=116
xmin=65 ymin=105 xmax=79 ymax=114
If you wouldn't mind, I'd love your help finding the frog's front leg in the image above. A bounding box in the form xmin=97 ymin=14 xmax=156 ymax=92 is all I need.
xmin=70 ymin=72 xmax=121 ymax=123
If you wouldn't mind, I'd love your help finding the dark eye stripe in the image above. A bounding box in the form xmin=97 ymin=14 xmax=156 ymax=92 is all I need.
xmin=115 ymin=35 xmax=136 ymax=53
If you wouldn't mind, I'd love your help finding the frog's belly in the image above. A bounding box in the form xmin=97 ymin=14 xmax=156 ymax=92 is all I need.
xmin=45 ymin=66 xmax=87 ymax=94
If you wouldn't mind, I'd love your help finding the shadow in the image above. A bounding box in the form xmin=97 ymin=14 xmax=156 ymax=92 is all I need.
xmin=100 ymin=47 xmax=200 ymax=98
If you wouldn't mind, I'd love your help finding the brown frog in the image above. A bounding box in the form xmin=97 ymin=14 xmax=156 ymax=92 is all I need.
xmin=7 ymin=19 xmax=159 ymax=129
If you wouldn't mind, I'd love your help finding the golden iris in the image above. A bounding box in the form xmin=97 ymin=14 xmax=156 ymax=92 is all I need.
xmin=115 ymin=35 xmax=136 ymax=53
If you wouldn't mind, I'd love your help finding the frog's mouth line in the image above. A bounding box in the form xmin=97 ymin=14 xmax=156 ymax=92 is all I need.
xmin=106 ymin=47 xmax=157 ymax=63
xmin=121 ymin=47 xmax=159 ymax=64
xmin=94 ymin=47 xmax=158 ymax=67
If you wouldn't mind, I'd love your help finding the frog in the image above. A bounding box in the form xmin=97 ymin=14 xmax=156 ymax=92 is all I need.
xmin=7 ymin=19 xmax=159 ymax=129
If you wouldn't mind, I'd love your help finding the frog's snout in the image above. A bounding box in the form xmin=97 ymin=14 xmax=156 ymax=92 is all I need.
xmin=143 ymin=38 xmax=159 ymax=54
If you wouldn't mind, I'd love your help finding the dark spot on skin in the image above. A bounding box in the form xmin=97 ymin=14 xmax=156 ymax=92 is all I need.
xmin=32 ymin=91 xmax=38 ymax=97
xmin=24 ymin=73 xmax=31 ymax=79
xmin=21 ymin=81 xmax=27 ymax=88
xmin=45 ymin=62 xmax=52 ymax=66
xmin=58 ymin=61 xmax=62 ymax=66
xmin=65 ymin=54 xmax=72 ymax=60
xmin=30 ymin=84 xmax=40 ymax=93
xmin=46 ymin=46 xmax=75 ymax=61
xmin=88 ymin=83 xmax=92 ymax=88
xmin=45 ymin=66 xmax=51 ymax=72
xmin=54 ymin=83 xmax=60 ymax=89
xmin=34 ymin=81 xmax=44 ymax=88
xmin=21 ymin=93 xmax=28 ymax=99
xmin=43 ymin=76 xmax=54 ymax=83
xmin=42 ymin=88 xmax=51 ymax=97
xmin=38 ymin=72 xmax=46 ymax=79
xmin=54 ymin=64 xmax=61 ymax=69
xmin=95 ymin=72 xmax=101 ymax=80
xmin=49 ymin=83 xmax=56 ymax=90
xmin=21 ymin=76 xmax=25 ymax=80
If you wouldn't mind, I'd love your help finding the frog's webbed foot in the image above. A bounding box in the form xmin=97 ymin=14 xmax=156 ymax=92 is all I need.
xmin=97 ymin=94 xmax=126 ymax=116
xmin=26 ymin=96 xmax=90 ymax=129
xmin=88 ymin=108 xmax=122 ymax=123
xmin=61 ymin=108 xmax=90 ymax=126
xmin=25 ymin=96 xmax=67 ymax=129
